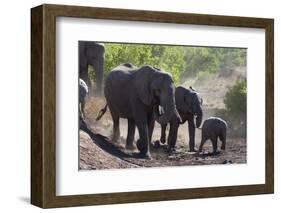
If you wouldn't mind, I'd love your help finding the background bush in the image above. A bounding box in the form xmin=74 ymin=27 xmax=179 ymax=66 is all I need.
xmin=224 ymin=78 xmax=247 ymax=118
xmin=88 ymin=43 xmax=247 ymax=85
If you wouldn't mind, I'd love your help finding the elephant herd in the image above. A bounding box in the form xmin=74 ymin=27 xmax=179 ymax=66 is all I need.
xmin=79 ymin=42 xmax=227 ymax=160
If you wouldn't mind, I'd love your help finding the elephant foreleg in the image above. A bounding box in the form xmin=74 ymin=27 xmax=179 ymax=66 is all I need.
xmin=220 ymin=133 xmax=226 ymax=150
xmin=167 ymin=120 xmax=180 ymax=151
xmin=133 ymin=99 xmax=151 ymax=159
xmin=147 ymin=112 xmax=155 ymax=147
xmin=136 ymin=123 xmax=151 ymax=159
xmin=198 ymin=136 xmax=207 ymax=153
xmin=92 ymin=58 xmax=104 ymax=96
xmin=126 ymin=119 xmax=136 ymax=150
xmin=187 ymin=118 xmax=197 ymax=152
xmin=160 ymin=123 xmax=167 ymax=144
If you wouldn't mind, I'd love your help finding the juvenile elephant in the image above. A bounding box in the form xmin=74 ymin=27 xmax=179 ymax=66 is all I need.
xmin=198 ymin=117 xmax=227 ymax=154
xmin=79 ymin=41 xmax=104 ymax=95
xmin=96 ymin=63 xmax=181 ymax=159
xmin=160 ymin=86 xmax=203 ymax=152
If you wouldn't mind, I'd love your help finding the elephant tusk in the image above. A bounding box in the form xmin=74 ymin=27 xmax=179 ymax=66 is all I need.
xmin=159 ymin=106 xmax=165 ymax=115
xmin=175 ymin=110 xmax=182 ymax=123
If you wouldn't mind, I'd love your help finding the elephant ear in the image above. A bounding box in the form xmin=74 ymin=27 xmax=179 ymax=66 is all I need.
xmin=183 ymin=89 xmax=194 ymax=113
xmin=175 ymin=87 xmax=189 ymax=113
xmin=134 ymin=66 xmax=155 ymax=106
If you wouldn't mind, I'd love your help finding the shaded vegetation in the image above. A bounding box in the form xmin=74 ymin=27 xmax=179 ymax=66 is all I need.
xmin=213 ymin=78 xmax=247 ymax=137
xmin=224 ymin=78 xmax=247 ymax=118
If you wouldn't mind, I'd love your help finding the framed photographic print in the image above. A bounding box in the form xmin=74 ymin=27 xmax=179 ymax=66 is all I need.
xmin=31 ymin=4 xmax=274 ymax=208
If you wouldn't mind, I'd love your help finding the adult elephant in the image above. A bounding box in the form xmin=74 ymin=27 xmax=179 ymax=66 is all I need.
xmin=79 ymin=41 xmax=105 ymax=95
xmin=160 ymin=86 xmax=203 ymax=152
xmin=96 ymin=63 xmax=182 ymax=159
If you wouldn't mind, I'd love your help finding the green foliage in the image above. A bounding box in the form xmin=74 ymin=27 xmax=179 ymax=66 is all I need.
xmin=104 ymin=43 xmax=186 ymax=84
xmin=184 ymin=47 xmax=220 ymax=76
xmin=183 ymin=47 xmax=246 ymax=78
xmin=102 ymin=43 xmax=247 ymax=84
xmin=224 ymin=78 xmax=247 ymax=117
xmin=88 ymin=65 xmax=95 ymax=81
xmin=219 ymin=48 xmax=247 ymax=70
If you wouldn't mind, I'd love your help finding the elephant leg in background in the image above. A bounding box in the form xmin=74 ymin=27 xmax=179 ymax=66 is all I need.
xmin=167 ymin=120 xmax=180 ymax=150
xmin=187 ymin=118 xmax=197 ymax=152
xmin=126 ymin=118 xmax=136 ymax=150
xmin=160 ymin=123 xmax=167 ymax=144
xmin=147 ymin=112 xmax=155 ymax=148
xmin=210 ymin=136 xmax=218 ymax=154
xmin=80 ymin=101 xmax=85 ymax=119
xmin=91 ymin=58 xmax=104 ymax=96
xmin=220 ymin=133 xmax=226 ymax=150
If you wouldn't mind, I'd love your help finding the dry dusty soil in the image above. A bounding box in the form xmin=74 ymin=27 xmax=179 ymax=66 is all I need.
xmin=79 ymin=101 xmax=246 ymax=170
xmin=80 ymin=126 xmax=246 ymax=170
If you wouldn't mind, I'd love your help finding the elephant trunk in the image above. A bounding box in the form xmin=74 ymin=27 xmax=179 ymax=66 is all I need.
xmin=195 ymin=107 xmax=203 ymax=128
xmin=155 ymin=99 xmax=182 ymax=125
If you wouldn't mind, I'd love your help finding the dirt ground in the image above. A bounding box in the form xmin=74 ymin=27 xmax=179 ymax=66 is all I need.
xmin=79 ymin=67 xmax=247 ymax=170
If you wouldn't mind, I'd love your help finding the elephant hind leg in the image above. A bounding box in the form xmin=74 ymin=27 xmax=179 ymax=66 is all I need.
xmin=219 ymin=133 xmax=226 ymax=150
xmin=111 ymin=113 xmax=120 ymax=143
xmin=126 ymin=118 xmax=136 ymax=150
xmin=211 ymin=137 xmax=218 ymax=154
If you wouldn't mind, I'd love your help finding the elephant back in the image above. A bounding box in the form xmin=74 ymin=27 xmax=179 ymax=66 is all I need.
xmin=104 ymin=64 xmax=139 ymax=117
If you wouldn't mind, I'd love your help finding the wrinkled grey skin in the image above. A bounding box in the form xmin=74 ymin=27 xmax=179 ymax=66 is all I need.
xmin=97 ymin=63 xmax=181 ymax=159
xmin=198 ymin=117 xmax=227 ymax=154
xmin=79 ymin=41 xmax=104 ymax=95
xmin=79 ymin=78 xmax=88 ymax=120
xmin=160 ymin=86 xmax=203 ymax=152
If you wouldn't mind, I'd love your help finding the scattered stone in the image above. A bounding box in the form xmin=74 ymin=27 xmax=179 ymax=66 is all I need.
xmin=223 ymin=159 xmax=233 ymax=164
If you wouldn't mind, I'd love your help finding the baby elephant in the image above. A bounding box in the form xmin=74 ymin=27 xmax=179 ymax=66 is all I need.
xmin=198 ymin=117 xmax=227 ymax=154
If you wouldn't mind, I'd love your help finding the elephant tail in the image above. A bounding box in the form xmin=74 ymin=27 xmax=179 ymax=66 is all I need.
xmin=96 ymin=104 xmax=108 ymax=121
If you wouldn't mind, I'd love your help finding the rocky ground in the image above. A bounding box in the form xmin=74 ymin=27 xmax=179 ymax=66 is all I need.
xmin=79 ymin=108 xmax=246 ymax=170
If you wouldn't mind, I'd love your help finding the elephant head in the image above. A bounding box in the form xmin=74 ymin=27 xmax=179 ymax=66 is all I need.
xmin=134 ymin=66 xmax=181 ymax=124
xmin=176 ymin=86 xmax=203 ymax=128
xmin=186 ymin=89 xmax=203 ymax=128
